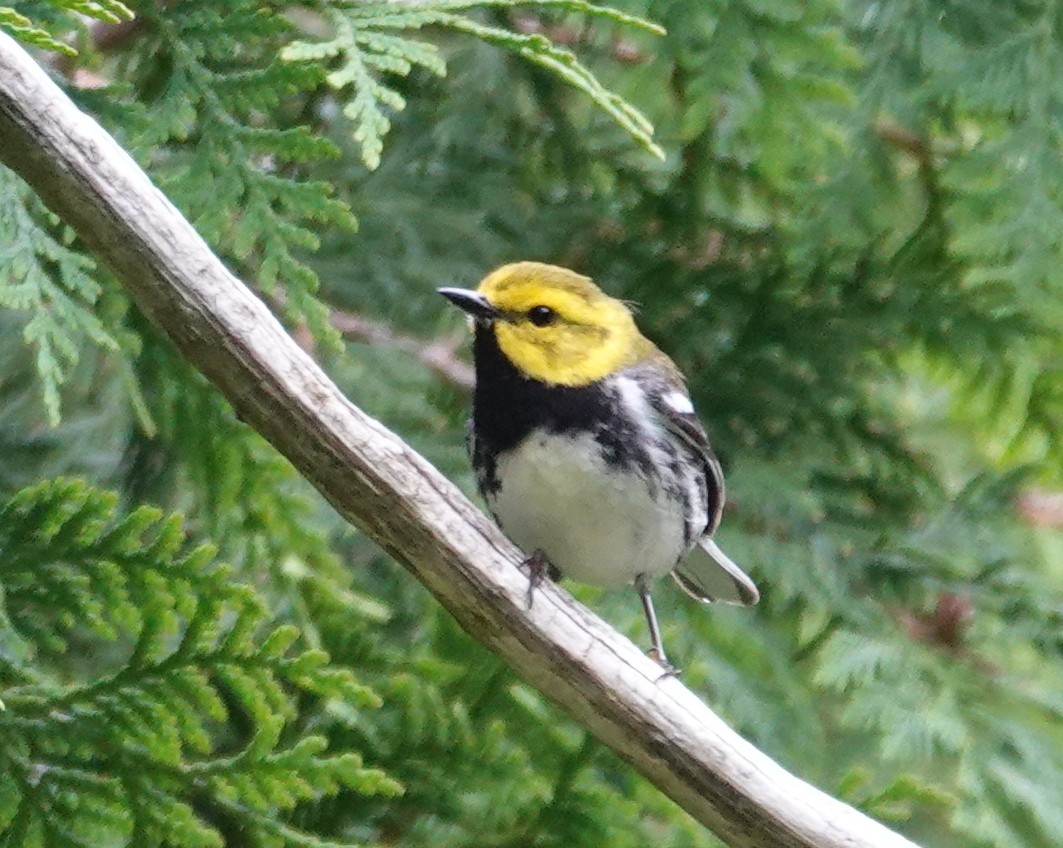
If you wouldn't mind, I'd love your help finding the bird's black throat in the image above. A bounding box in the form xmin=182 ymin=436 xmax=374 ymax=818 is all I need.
xmin=470 ymin=325 xmax=655 ymax=494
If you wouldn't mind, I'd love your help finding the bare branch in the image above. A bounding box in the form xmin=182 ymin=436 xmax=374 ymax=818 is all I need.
xmin=272 ymin=287 xmax=475 ymax=390
xmin=329 ymin=308 xmax=474 ymax=391
xmin=1016 ymin=488 xmax=1063 ymax=528
xmin=0 ymin=32 xmax=920 ymax=848
xmin=874 ymin=118 xmax=932 ymax=165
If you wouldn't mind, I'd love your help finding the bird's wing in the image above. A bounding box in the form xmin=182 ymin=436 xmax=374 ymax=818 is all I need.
xmin=639 ymin=360 xmax=759 ymax=606
xmin=639 ymin=362 xmax=725 ymax=534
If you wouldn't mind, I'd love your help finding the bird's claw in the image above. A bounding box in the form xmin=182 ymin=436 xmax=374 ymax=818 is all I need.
xmin=647 ymin=647 xmax=681 ymax=680
xmin=522 ymin=549 xmax=551 ymax=610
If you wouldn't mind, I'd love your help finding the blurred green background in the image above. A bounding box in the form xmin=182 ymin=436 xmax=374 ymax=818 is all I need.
xmin=3 ymin=1 xmax=1063 ymax=846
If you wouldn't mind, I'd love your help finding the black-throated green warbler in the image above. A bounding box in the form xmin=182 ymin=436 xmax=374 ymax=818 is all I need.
xmin=439 ymin=262 xmax=758 ymax=669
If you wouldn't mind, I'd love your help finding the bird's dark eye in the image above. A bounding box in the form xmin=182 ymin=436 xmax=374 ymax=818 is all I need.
xmin=527 ymin=305 xmax=557 ymax=327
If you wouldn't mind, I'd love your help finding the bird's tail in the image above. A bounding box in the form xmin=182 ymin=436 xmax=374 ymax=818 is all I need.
xmin=672 ymin=537 xmax=760 ymax=605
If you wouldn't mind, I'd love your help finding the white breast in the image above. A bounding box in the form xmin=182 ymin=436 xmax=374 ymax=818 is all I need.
xmin=487 ymin=430 xmax=688 ymax=588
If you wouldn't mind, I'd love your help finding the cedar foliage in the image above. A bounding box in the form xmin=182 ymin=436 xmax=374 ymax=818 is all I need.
xmin=2 ymin=1 xmax=1063 ymax=847
xmin=0 ymin=479 xmax=398 ymax=848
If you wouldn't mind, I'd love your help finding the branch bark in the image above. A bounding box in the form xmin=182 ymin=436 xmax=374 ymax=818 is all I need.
xmin=0 ymin=33 xmax=920 ymax=848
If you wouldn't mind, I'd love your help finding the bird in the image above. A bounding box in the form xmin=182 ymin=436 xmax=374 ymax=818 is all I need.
xmin=438 ymin=261 xmax=758 ymax=670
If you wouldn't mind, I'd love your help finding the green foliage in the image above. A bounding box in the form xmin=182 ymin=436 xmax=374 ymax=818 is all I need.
xmin=0 ymin=479 xmax=399 ymax=848
xmin=0 ymin=167 xmax=119 ymax=426
xmin=3 ymin=1 xmax=1063 ymax=847
xmin=282 ymin=0 xmax=664 ymax=170
xmin=0 ymin=7 xmax=73 ymax=55
xmin=118 ymin=321 xmax=355 ymax=651
xmin=113 ymin=1 xmax=351 ymax=341
xmin=0 ymin=0 xmax=131 ymax=56
xmin=295 ymin=538 xmax=720 ymax=848
xmin=306 ymin=1 xmax=1063 ymax=844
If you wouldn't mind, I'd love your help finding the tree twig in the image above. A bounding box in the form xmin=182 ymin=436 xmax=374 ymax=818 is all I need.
xmin=329 ymin=309 xmax=474 ymax=391
xmin=0 ymin=32 xmax=920 ymax=848
xmin=272 ymin=287 xmax=475 ymax=390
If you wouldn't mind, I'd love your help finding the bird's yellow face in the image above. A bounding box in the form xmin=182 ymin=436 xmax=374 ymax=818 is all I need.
xmin=476 ymin=262 xmax=643 ymax=386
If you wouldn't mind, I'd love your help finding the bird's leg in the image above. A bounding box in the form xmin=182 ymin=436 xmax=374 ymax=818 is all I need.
xmin=635 ymin=574 xmax=680 ymax=677
xmin=522 ymin=548 xmax=554 ymax=610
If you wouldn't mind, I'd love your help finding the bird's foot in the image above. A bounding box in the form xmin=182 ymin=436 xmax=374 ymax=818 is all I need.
xmin=522 ymin=549 xmax=552 ymax=610
xmin=647 ymin=647 xmax=681 ymax=680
